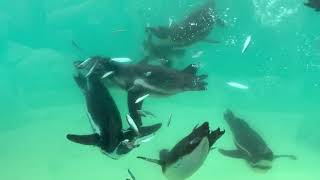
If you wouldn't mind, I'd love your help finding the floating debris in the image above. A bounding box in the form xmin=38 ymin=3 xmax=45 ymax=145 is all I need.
xmin=227 ymin=81 xmax=249 ymax=90
xmin=78 ymin=57 xmax=92 ymax=68
xmin=242 ymin=35 xmax=252 ymax=54
xmin=126 ymin=114 xmax=139 ymax=135
xmin=128 ymin=169 xmax=136 ymax=180
xmin=135 ymin=94 xmax=150 ymax=104
xmin=192 ymin=51 xmax=204 ymax=58
xmin=167 ymin=114 xmax=173 ymax=127
xmin=101 ymin=71 xmax=114 ymax=79
xmin=111 ymin=57 xmax=132 ymax=63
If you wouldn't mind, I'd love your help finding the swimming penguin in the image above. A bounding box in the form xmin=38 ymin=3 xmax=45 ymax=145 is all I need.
xmin=137 ymin=122 xmax=225 ymax=180
xmin=74 ymin=56 xmax=207 ymax=129
xmin=304 ymin=0 xmax=320 ymax=11
xmin=66 ymin=69 xmax=161 ymax=159
xmin=218 ymin=110 xmax=297 ymax=170
xmin=145 ymin=0 xmax=222 ymax=48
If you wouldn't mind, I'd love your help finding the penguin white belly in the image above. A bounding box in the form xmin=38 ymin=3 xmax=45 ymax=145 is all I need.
xmin=164 ymin=137 xmax=210 ymax=180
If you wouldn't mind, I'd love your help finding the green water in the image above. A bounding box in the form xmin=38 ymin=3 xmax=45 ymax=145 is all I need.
xmin=0 ymin=0 xmax=319 ymax=179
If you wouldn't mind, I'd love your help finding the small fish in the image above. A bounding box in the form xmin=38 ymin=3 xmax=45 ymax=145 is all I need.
xmin=78 ymin=57 xmax=92 ymax=68
xmin=192 ymin=51 xmax=204 ymax=58
xmin=190 ymin=22 xmax=197 ymax=26
xmin=242 ymin=35 xmax=252 ymax=54
xmin=85 ymin=61 xmax=98 ymax=77
xmin=167 ymin=114 xmax=173 ymax=127
xmin=112 ymin=29 xmax=127 ymax=33
xmin=139 ymin=134 xmax=155 ymax=144
xmin=135 ymin=94 xmax=150 ymax=104
xmin=126 ymin=114 xmax=140 ymax=135
xmin=128 ymin=169 xmax=136 ymax=180
xmin=111 ymin=57 xmax=132 ymax=63
xmin=227 ymin=81 xmax=249 ymax=90
xmin=101 ymin=71 xmax=114 ymax=79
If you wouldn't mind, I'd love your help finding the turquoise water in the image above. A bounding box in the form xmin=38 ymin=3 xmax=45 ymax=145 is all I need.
xmin=0 ymin=0 xmax=319 ymax=179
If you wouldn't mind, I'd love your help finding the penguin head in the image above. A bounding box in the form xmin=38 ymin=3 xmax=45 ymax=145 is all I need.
xmin=190 ymin=122 xmax=210 ymax=141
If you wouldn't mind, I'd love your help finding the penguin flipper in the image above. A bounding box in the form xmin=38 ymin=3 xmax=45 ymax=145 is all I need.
xmin=218 ymin=149 xmax=246 ymax=159
xmin=123 ymin=123 xmax=162 ymax=140
xmin=66 ymin=133 xmax=100 ymax=146
xmin=139 ymin=123 xmax=162 ymax=137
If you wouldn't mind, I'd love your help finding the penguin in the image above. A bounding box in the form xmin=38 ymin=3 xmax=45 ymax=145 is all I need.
xmin=218 ymin=110 xmax=297 ymax=170
xmin=74 ymin=56 xmax=207 ymax=130
xmin=66 ymin=68 xmax=161 ymax=159
xmin=304 ymin=0 xmax=320 ymax=11
xmin=145 ymin=0 xmax=222 ymax=47
xmin=137 ymin=122 xmax=225 ymax=180
xmin=143 ymin=0 xmax=223 ymax=66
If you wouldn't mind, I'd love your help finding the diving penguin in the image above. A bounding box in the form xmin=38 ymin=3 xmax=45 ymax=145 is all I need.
xmin=218 ymin=110 xmax=297 ymax=170
xmin=74 ymin=56 xmax=207 ymax=130
xmin=145 ymin=0 xmax=222 ymax=48
xmin=137 ymin=122 xmax=225 ymax=180
xmin=66 ymin=68 xmax=161 ymax=159
xmin=144 ymin=0 xmax=223 ymax=66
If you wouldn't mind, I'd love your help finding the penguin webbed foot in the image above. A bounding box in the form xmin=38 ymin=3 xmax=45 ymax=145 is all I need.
xmin=66 ymin=133 xmax=100 ymax=146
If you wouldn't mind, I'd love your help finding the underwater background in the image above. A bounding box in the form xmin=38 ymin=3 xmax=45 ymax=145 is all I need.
xmin=0 ymin=0 xmax=319 ymax=179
